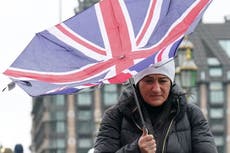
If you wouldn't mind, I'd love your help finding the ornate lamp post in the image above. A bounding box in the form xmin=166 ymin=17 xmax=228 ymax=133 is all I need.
xmin=176 ymin=37 xmax=198 ymax=102
xmin=180 ymin=46 xmax=198 ymax=88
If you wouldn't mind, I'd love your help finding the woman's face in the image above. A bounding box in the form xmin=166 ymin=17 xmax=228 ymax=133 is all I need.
xmin=138 ymin=74 xmax=171 ymax=107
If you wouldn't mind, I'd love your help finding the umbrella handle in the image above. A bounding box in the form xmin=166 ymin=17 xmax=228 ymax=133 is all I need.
xmin=143 ymin=127 xmax=148 ymax=135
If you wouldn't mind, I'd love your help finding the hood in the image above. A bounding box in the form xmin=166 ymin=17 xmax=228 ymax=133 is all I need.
xmin=117 ymin=83 xmax=187 ymax=121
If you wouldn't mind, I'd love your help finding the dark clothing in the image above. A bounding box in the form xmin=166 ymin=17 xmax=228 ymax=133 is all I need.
xmin=14 ymin=144 xmax=23 ymax=153
xmin=94 ymin=84 xmax=218 ymax=153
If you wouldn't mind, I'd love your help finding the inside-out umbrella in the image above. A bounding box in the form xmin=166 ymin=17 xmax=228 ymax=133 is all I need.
xmin=3 ymin=0 xmax=212 ymax=97
xmin=2 ymin=0 xmax=212 ymax=134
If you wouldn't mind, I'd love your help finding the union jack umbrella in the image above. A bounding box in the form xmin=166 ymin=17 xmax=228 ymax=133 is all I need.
xmin=3 ymin=0 xmax=212 ymax=96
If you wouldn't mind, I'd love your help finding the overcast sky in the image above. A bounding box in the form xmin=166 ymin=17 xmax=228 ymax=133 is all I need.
xmin=0 ymin=0 xmax=229 ymax=152
xmin=0 ymin=0 xmax=76 ymax=152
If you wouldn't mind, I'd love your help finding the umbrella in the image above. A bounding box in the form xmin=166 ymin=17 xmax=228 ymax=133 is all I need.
xmin=3 ymin=0 xmax=212 ymax=97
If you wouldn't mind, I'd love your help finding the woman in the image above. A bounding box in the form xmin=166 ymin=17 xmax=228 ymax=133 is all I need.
xmin=94 ymin=60 xmax=218 ymax=153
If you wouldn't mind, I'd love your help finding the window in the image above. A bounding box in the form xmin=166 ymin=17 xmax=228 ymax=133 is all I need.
xmin=207 ymin=57 xmax=220 ymax=66
xmin=55 ymin=95 xmax=65 ymax=106
xmin=210 ymin=91 xmax=224 ymax=104
xmin=207 ymin=57 xmax=222 ymax=77
xmin=210 ymin=82 xmax=222 ymax=90
xmin=51 ymin=111 xmax=65 ymax=120
xmin=209 ymin=67 xmax=222 ymax=77
xmin=78 ymin=137 xmax=93 ymax=153
xmin=35 ymin=96 xmax=43 ymax=103
xmin=78 ymin=122 xmax=92 ymax=134
xmin=78 ymin=138 xmax=92 ymax=148
xmin=219 ymin=40 xmax=230 ymax=57
xmin=78 ymin=110 xmax=92 ymax=121
xmin=209 ymin=82 xmax=224 ymax=104
xmin=214 ymin=136 xmax=224 ymax=146
xmin=56 ymin=121 xmax=66 ymax=133
xmin=75 ymin=88 xmax=94 ymax=149
xmin=209 ymin=119 xmax=225 ymax=134
xmin=103 ymin=85 xmax=118 ymax=106
xmin=56 ymin=139 xmax=66 ymax=148
xmin=50 ymin=121 xmax=66 ymax=133
xmin=56 ymin=111 xmax=65 ymax=120
xmin=210 ymin=108 xmax=224 ymax=119
xmin=56 ymin=149 xmax=65 ymax=153
xmin=77 ymin=89 xmax=93 ymax=106
xmin=50 ymin=138 xmax=66 ymax=148
xmin=211 ymin=124 xmax=224 ymax=132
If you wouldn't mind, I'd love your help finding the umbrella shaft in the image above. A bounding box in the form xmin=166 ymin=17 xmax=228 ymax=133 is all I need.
xmin=129 ymin=78 xmax=147 ymax=129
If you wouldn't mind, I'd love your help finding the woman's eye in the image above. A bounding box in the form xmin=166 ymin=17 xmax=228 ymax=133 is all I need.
xmin=159 ymin=79 xmax=169 ymax=84
xmin=144 ymin=79 xmax=154 ymax=83
xmin=142 ymin=77 xmax=170 ymax=84
xmin=142 ymin=78 xmax=155 ymax=83
xmin=159 ymin=79 xmax=167 ymax=82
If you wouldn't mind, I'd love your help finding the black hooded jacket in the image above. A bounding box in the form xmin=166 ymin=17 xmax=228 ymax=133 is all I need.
xmin=94 ymin=84 xmax=218 ymax=153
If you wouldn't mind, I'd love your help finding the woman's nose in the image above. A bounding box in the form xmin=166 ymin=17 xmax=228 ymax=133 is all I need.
xmin=151 ymin=81 xmax=161 ymax=92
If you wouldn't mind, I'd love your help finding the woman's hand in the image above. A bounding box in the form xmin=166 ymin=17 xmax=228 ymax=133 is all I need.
xmin=138 ymin=128 xmax=156 ymax=153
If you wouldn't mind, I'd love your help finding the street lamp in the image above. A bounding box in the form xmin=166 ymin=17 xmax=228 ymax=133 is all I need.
xmin=176 ymin=37 xmax=198 ymax=89
xmin=175 ymin=37 xmax=198 ymax=103
xmin=180 ymin=48 xmax=198 ymax=88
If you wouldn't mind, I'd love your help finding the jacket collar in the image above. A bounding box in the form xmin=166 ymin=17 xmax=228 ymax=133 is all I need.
xmin=117 ymin=83 xmax=187 ymax=123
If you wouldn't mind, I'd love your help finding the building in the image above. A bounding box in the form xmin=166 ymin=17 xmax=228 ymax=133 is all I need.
xmin=176 ymin=17 xmax=230 ymax=153
xmin=31 ymin=85 xmax=123 ymax=153
xmin=189 ymin=17 xmax=230 ymax=153
xmin=30 ymin=1 xmax=230 ymax=153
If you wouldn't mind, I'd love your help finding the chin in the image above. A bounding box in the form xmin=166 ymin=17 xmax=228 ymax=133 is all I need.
xmin=147 ymin=99 xmax=165 ymax=106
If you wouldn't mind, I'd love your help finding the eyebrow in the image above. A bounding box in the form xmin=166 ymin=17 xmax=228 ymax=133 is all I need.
xmin=144 ymin=75 xmax=169 ymax=79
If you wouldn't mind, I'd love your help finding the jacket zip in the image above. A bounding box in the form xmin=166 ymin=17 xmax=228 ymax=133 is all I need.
xmin=161 ymin=115 xmax=175 ymax=153
xmin=134 ymin=115 xmax=175 ymax=153
xmin=161 ymin=98 xmax=180 ymax=153
xmin=132 ymin=97 xmax=181 ymax=153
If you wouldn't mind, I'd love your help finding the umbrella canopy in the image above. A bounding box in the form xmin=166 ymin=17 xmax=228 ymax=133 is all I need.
xmin=3 ymin=0 xmax=212 ymax=96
